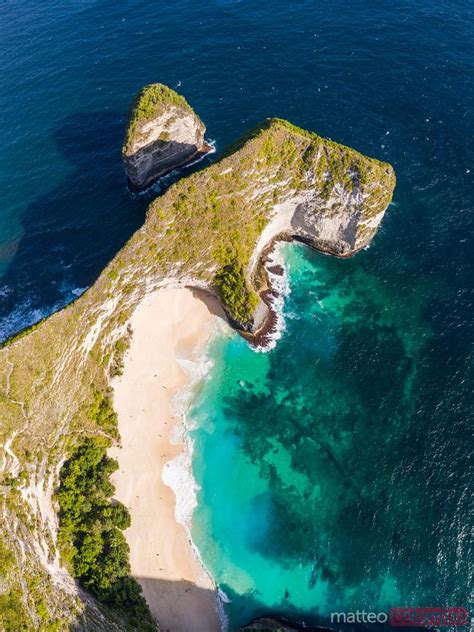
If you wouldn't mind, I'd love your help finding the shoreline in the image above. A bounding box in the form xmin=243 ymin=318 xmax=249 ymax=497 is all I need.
xmin=243 ymin=239 xmax=291 ymax=350
xmin=109 ymin=288 xmax=227 ymax=632
xmin=245 ymin=229 xmax=362 ymax=350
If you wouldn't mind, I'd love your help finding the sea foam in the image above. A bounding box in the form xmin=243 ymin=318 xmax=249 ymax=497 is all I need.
xmin=161 ymin=317 xmax=229 ymax=631
xmin=253 ymin=241 xmax=291 ymax=353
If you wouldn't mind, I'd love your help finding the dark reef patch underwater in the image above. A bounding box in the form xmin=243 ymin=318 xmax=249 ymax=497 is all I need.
xmin=0 ymin=0 xmax=472 ymax=630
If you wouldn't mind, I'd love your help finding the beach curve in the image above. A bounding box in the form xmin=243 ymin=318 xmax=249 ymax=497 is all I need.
xmin=109 ymin=288 xmax=226 ymax=632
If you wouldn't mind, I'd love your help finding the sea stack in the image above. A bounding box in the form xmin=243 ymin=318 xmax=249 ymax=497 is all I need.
xmin=122 ymin=83 xmax=210 ymax=190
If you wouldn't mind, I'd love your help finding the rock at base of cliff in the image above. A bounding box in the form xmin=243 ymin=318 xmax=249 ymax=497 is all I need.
xmin=240 ymin=615 xmax=331 ymax=632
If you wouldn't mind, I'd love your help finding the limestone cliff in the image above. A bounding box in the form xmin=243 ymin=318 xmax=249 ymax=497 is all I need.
xmin=0 ymin=88 xmax=395 ymax=630
xmin=122 ymin=83 xmax=210 ymax=190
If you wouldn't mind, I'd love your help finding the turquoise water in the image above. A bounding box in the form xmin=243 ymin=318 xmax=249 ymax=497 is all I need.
xmin=1 ymin=1 xmax=472 ymax=630
xmin=190 ymin=243 xmax=471 ymax=628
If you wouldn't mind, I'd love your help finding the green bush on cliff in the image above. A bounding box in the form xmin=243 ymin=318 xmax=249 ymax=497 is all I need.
xmin=109 ymin=327 xmax=132 ymax=378
xmin=0 ymin=535 xmax=15 ymax=575
xmin=57 ymin=437 xmax=155 ymax=631
xmin=215 ymin=259 xmax=259 ymax=325
xmin=0 ymin=585 xmax=30 ymax=632
xmin=87 ymin=390 xmax=119 ymax=438
xmin=132 ymin=83 xmax=186 ymax=119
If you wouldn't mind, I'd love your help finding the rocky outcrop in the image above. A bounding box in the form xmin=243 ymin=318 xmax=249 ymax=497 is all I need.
xmin=122 ymin=83 xmax=211 ymax=190
xmin=241 ymin=616 xmax=332 ymax=631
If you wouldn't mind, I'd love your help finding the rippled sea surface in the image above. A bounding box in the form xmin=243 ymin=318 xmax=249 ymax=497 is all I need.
xmin=1 ymin=1 xmax=472 ymax=629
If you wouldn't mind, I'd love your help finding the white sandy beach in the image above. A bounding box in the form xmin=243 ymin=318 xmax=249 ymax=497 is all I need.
xmin=110 ymin=288 xmax=225 ymax=632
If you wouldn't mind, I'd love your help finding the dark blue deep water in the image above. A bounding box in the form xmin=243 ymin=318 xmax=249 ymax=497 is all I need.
xmin=1 ymin=1 xmax=472 ymax=630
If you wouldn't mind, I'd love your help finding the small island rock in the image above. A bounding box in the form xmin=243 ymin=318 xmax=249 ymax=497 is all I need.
xmin=122 ymin=83 xmax=210 ymax=190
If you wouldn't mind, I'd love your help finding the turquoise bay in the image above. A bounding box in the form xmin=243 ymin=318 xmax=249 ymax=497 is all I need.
xmin=189 ymin=243 xmax=471 ymax=629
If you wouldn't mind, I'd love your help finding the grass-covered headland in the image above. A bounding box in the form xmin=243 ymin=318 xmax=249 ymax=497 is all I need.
xmin=0 ymin=94 xmax=395 ymax=629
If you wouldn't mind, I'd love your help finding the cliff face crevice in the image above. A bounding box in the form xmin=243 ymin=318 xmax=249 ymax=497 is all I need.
xmin=0 ymin=87 xmax=395 ymax=629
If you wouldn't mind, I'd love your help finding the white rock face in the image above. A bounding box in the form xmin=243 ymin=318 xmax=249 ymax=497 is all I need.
xmin=289 ymin=186 xmax=378 ymax=256
xmin=123 ymin=105 xmax=208 ymax=189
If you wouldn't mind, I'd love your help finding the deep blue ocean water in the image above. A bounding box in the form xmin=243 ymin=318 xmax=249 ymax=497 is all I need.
xmin=1 ymin=1 xmax=472 ymax=630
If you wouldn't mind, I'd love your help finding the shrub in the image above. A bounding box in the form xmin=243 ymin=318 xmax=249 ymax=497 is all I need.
xmin=57 ymin=437 xmax=155 ymax=631
xmin=87 ymin=391 xmax=119 ymax=439
xmin=215 ymin=259 xmax=259 ymax=325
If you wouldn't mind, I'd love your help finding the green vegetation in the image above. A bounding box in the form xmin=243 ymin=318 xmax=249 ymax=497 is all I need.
xmin=56 ymin=392 xmax=155 ymax=629
xmin=0 ymin=584 xmax=30 ymax=632
xmin=57 ymin=437 xmax=156 ymax=631
xmin=215 ymin=259 xmax=259 ymax=325
xmin=123 ymin=83 xmax=192 ymax=155
xmin=0 ymin=535 xmax=15 ymax=575
xmin=0 ymin=535 xmax=68 ymax=630
xmin=0 ymin=536 xmax=27 ymax=631
xmin=109 ymin=326 xmax=132 ymax=378
xmin=87 ymin=390 xmax=119 ymax=439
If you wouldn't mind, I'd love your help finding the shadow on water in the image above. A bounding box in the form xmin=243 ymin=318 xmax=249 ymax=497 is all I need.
xmin=0 ymin=109 xmax=218 ymax=342
xmin=0 ymin=110 xmax=148 ymax=339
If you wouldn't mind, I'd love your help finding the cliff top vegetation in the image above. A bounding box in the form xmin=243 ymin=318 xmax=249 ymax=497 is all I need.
xmin=123 ymin=83 xmax=197 ymax=155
